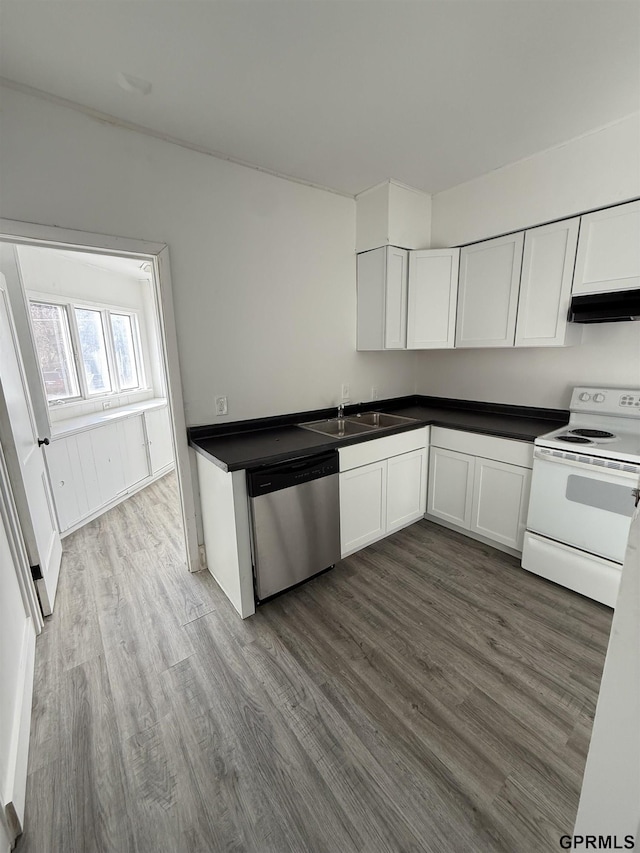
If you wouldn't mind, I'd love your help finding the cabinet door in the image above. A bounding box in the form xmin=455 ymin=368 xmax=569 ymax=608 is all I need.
xmin=427 ymin=447 xmax=474 ymax=529
xmin=91 ymin=421 xmax=126 ymax=506
xmin=573 ymin=200 xmax=640 ymax=295
xmin=357 ymin=246 xmax=408 ymax=351
xmin=456 ymin=232 xmax=524 ymax=347
xmin=386 ymin=448 xmax=427 ymax=534
xmin=384 ymin=246 xmax=409 ymax=349
xmin=516 ymin=218 xmax=580 ymax=347
xmin=339 ymin=460 xmax=387 ymax=556
xmin=470 ymin=458 xmax=531 ymax=551
xmin=357 ymin=247 xmax=386 ymax=351
xmin=145 ymin=406 xmax=174 ymax=474
xmin=407 ymin=249 xmax=459 ymax=349
xmin=118 ymin=416 xmax=149 ymax=490
xmin=45 ymin=437 xmax=84 ymax=532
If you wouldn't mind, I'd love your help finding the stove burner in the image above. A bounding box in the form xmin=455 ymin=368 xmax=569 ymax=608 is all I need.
xmin=557 ymin=434 xmax=593 ymax=444
xmin=569 ymin=428 xmax=616 ymax=439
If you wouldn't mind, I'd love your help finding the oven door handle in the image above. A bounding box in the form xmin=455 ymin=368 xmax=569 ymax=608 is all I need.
xmin=533 ymin=448 xmax=640 ymax=481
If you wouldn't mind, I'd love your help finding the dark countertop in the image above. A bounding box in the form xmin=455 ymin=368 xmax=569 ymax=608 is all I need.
xmin=189 ymin=395 xmax=569 ymax=473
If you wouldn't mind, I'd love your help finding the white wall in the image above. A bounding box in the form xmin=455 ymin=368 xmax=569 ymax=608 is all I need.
xmin=419 ymin=114 xmax=640 ymax=409
xmin=0 ymin=87 xmax=415 ymax=426
xmin=431 ymin=114 xmax=640 ymax=248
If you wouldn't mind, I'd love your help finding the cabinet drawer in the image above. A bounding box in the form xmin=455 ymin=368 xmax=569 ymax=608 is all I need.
xmin=339 ymin=426 xmax=428 ymax=472
xmin=430 ymin=427 xmax=532 ymax=468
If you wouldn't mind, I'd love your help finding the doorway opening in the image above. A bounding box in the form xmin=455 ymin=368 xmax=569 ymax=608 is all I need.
xmin=0 ymin=220 xmax=199 ymax=617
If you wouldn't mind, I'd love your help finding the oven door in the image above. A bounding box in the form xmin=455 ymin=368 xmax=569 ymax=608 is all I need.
xmin=527 ymin=451 xmax=639 ymax=564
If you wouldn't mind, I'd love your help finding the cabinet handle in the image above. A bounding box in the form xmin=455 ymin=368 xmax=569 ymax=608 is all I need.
xmin=38 ymin=437 xmax=50 ymax=447
xmin=633 ymin=488 xmax=640 ymax=508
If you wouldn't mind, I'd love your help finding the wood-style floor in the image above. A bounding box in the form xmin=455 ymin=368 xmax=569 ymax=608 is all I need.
xmin=17 ymin=472 xmax=612 ymax=853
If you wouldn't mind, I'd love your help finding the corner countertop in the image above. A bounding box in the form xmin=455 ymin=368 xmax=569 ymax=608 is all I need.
xmin=188 ymin=395 xmax=568 ymax=473
xmin=51 ymin=398 xmax=168 ymax=439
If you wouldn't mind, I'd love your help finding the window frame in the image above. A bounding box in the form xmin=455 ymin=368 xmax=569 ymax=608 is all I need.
xmin=28 ymin=293 xmax=147 ymax=407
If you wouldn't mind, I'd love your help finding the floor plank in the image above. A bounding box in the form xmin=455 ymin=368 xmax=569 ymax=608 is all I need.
xmin=17 ymin=472 xmax=612 ymax=853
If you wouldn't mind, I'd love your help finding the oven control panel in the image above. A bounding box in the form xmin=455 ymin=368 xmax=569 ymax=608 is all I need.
xmin=571 ymin=387 xmax=640 ymax=416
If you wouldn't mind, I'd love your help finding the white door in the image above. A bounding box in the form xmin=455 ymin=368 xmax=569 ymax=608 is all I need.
xmin=0 ymin=447 xmax=39 ymax=848
xmin=427 ymin=447 xmax=475 ymax=528
xmin=572 ymin=200 xmax=640 ymax=295
xmin=456 ymin=232 xmax=524 ymax=347
xmin=145 ymin=406 xmax=174 ymax=474
xmin=386 ymin=449 xmax=427 ymax=533
xmin=384 ymin=246 xmax=408 ymax=349
xmin=0 ymin=273 xmax=61 ymax=615
xmin=339 ymin=460 xmax=387 ymax=557
xmin=470 ymin=457 xmax=531 ymax=551
xmin=407 ymin=249 xmax=459 ymax=349
xmin=515 ymin=218 xmax=580 ymax=347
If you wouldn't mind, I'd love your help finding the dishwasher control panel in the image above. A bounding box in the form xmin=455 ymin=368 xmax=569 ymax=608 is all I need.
xmin=247 ymin=451 xmax=339 ymax=497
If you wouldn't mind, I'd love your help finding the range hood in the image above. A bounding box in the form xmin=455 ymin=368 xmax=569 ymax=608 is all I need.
xmin=568 ymin=289 xmax=640 ymax=324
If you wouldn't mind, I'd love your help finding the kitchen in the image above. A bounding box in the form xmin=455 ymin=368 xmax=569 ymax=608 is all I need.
xmin=0 ymin=2 xmax=639 ymax=851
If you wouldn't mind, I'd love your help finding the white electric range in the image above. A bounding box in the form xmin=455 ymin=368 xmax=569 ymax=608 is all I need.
xmin=522 ymin=386 xmax=640 ymax=607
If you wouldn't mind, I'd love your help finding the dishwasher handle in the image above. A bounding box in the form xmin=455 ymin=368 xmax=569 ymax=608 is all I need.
xmin=247 ymin=451 xmax=338 ymax=497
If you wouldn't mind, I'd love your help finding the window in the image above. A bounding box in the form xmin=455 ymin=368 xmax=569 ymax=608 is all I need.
xmin=75 ymin=307 xmax=112 ymax=395
xmin=29 ymin=299 xmax=145 ymax=405
xmin=110 ymin=313 xmax=139 ymax=390
xmin=29 ymin=302 xmax=80 ymax=401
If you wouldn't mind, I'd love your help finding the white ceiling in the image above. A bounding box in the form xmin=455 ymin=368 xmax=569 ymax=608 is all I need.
xmin=1 ymin=1 xmax=639 ymax=197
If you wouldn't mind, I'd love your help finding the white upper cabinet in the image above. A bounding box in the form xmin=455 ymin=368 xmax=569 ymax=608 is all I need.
xmin=515 ymin=217 xmax=581 ymax=348
xmin=407 ymin=249 xmax=459 ymax=349
xmin=456 ymin=232 xmax=524 ymax=347
xmin=357 ymin=246 xmax=408 ymax=350
xmin=572 ymin=200 xmax=640 ymax=296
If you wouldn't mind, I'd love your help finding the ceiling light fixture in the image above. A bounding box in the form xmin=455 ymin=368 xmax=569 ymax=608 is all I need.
xmin=117 ymin=72 xmax=152 ymax=96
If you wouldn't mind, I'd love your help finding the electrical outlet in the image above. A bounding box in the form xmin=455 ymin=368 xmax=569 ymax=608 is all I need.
xmin=215 ymin=396 xmax=228 ymax=416
xmin=341 ymin=383 xmax=350 ymax=400
xmin=102 ymin=401 xmax=112 ymax=410
xmin=371 ymin=387 xmax=379 ymax=401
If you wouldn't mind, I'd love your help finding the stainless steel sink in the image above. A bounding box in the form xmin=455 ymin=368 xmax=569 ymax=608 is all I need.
xmin=298 ymin=411 xmax=419 ymax=438
xmin=347 ymin=411 xmax=418 ymax=428
xmin=298 ymin=418 xmax=376 ymax=438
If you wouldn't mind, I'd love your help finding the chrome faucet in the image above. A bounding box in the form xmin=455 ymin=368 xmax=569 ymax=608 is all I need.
xmin=337 ymin=402 xmax=345 ymax=420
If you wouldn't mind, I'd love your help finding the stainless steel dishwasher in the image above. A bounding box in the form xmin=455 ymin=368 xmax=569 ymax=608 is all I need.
xmin=247 ymin=450 xmax=341 ymax=601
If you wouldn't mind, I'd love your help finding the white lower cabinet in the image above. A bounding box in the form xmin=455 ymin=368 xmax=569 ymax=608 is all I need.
xmin=46 ymin=436 xmax=87 ymax=532
xmin=427 ymin=429 xmax=533 ymax=553
xmin=386 ymin=448 xmax=428 ymax=533
xmin=46 ymin=406 xmax=173 ymax=534
xmin=339 ymin=460 xmax=387 ymax=555
xmin=119 ymin=416 xmax=150 ymax=491
xmin=427 ymin=447 xmax=475 ymax=528
xmin=471 ymin=457 xmax=531 ymax=550
xmin=339 ymin=428 xmax=428 ymax=557
xmin=144 ymin=405 xmax=174 ymax=474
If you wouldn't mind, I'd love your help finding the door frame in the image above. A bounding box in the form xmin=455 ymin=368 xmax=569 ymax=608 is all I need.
xmin=0 ymin=218 xmax=200 ymax=573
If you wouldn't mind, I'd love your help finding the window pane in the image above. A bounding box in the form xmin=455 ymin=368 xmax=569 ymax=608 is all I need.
xmin=29 ymin=302 xmax=80 ymax=401
xmin=74 ymin=308 xmax=112 ymax=394
xmin=110 ymin=313 xmax=139 ymax=390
